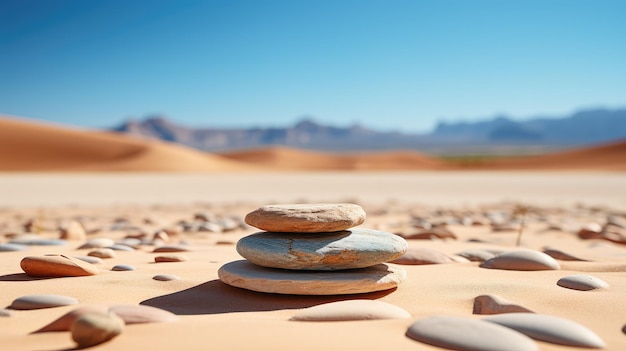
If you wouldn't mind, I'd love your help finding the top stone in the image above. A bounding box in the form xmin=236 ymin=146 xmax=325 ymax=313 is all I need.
xmin=244 ymin=204 xmax=366 ymax=233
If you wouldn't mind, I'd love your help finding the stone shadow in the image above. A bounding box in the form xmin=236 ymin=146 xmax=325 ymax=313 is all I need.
xmin=0 ymin=273 xmax=52 ymax=281
xmin=140 ymin=279 xmax=395 ymax=315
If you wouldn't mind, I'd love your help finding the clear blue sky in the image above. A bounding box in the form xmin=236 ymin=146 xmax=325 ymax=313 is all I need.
xmin=1 ymin=0 xmax=625 ymax=132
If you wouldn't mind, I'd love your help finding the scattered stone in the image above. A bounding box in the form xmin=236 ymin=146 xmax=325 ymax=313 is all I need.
xmin=194 ymin=212 xmax=216 ymax=222
xmin=473 ymin=294 xmax=534 ymax=315
xmin=108 ymin=244 xmax=135 ymax=251
xmin=390 ymin=248 xmax=456 ymax=265
xmin=480 ymin=250 xmax=560 ymax=271
xmin=153 ymin=231 xmax=170 ymax=243
xmin=78 ymin=237 xmax=115 ymax=249
xmin=119 ymin=238 xmax=142 ymax=247
xmin=218 ymin=260 xmax=406 ymax=295
xmin=9 ymin=294 xmax=78 ymax=310
xmin=154 ymin=255 xmax=188 ymax=263
xmin=34 ymin=305 xmax=109 ymax=332
xmin=542 ymin=248 xmax=588 ymax=261
xmin=111 ymin=264 xmax=135 ymax=271
xmin=456 ymin=249 xmax=497 ymax=262
xmin=198 ymin=222 xmax=222 ymax=233
xmin=484 ymin=313 xmax=606 ymax=348
xmin=153 ymin=245 xmax=190 ymax=253
xmin=607 ymin=215 xmax=626 ymax=228
xmin=108 ymin=305 xmax=179 ymax=324
xmin=215 ymin=240 xmax=235 ymax=245
xmin=59 ymin=221 xmax=86 ymax=241
xmin=10 ymin=235 xmax=66 ymax=246
xmin=399 ymin=227 xmax=457 ymax=240
xmin=406 ymin=316 xmax=538 ymax=351
xmin=236 ymin=229 xmax=407 ymax=270
xmin=0 ymin=243 xmax=28 ymax=252
xmin=21 ymin=255 xmax=100 ymax=277
xmin=245 ymin=203 xmax=366 ymax=233
xmin=74 ymin=256 xmax=103 ymax=264
xmin=71 ymin=312 xmax=124 ymax=348
xmin=0 ymin=309 xmax=12 ymax=317
xmin=491 ymin=222 xmax=521 ymax=232
xmin=153 ymin=274 xmax=180 ymax=281
xmin=88 ymin=248 xmax=116 ymax=259
xmin=557 ymin=274 xmax=609 ymax=291
xmin=290 ymin=300 xmax=411 ymax=321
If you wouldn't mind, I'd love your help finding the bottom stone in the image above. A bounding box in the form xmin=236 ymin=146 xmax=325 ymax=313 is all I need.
xmin=218 ymin=260 xmax=406 ymax=295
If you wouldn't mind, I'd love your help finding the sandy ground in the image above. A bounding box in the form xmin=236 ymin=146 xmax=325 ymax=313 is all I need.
xmin=1 ymin=172 xmax=625 ymax=350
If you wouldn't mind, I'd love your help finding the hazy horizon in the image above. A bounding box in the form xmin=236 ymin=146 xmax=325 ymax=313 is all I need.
xmin=2 ymin=0 xmax=625 ymax=132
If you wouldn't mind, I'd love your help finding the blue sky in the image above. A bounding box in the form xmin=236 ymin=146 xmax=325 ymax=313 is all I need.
xmin=1 ymin=0 xmax=625 ymax=132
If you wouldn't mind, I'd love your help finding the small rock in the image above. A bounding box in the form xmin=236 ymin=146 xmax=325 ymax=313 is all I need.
xmin=607 ymin=215 xmax=626 ymax=228
xmin=0 ymin=243 xmax=28 ymax=252
xmin=0 ymin=309 xmax=12 ymax=317
xmin=108 ymin=305 xmax=179 ymax=324
xmin=557 ymin=274 xmax=609 ymax=291
xmin=108 ymin=244 xmax=135 ymax=251
xmin=10 ymin=235 xmax=66 ymax=246
xmin=59 ymin=221 xmax=86 ymax=241
xmin=153 ymin=245 xmax=190 ymax=253
xmin=71 ymin=312 xmax=124 ymax=348
xmin=399 ymin=227 xmax=456 ymax=240
xmin=245 ymin=203 xmax=366 ymax=233
xmin=480 ymin=250 xmax=560 ymax=271
xmin=290 ymin=300 xmax=411 ymax=321
xmin=483 ymin=313 xmax=605 ymax=348
xmin=153 ymin=274 xmax=180 ymax=281
xmin=390 ymin=248 xmax=456 ymax=265
xmin=153 ymin=231 xmax=170 ymax=243
xmin=473 ymin=294 xmax=534 ymax=315
xmin=198 ymin=222 xmax=223 ymax=233
xmin=34 ymin=305 xmax=109 ymax=333
xmin=456 ymin=249 xmax=497 ymax=262
xmin=406 ymin=316 xmax=538 ymax=351
xmin=111 ymin=264 xmax=135 ymax=271
xmin=74 ymin=256 xmax=104 ymax=264
xmin=21 ymin=255 xmax=100 ymax=277
xmin=10 ymin=294 xmax=78 ymax=310
xmin=78 ymin=237 xmax=115 ymax=249
xmin=542 ymin=248 xmax=588 ymax=261
xmin=88 ymin=248 xmax=116 ymax=259
xmin=154 ymin=255 xmax=188 ymax=263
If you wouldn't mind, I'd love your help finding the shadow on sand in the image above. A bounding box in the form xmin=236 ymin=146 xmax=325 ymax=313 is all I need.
xmin=140 ymin=279 xmax=395 ymax=315
xmin=0 ymin=273 xmax=52 ymax=282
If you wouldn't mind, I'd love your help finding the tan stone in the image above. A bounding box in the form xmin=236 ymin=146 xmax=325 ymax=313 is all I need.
xmin=290 ymin=300 xmax=411 ymax=321
xmin=60 ymin=221 xmax=86 ymax=241
xmin=21 ymin=255 xmax=100 ymax=277
xmin=473 ymin=294 xmax=534 ymax=315
xmin=71 ymin=312 xmax=124 ymax=348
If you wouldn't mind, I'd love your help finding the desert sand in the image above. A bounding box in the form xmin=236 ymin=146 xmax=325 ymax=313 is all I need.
xmin=1 ymin=115 xmax=625 ymax=350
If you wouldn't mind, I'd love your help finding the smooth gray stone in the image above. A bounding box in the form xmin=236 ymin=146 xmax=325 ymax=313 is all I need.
xmin=236 ymin=229 xmax=407 ymax=270
xmin=0 ymin=243 xmax=28 ymax=252
xmin=10 ymin=294 xmax=79 ymax=310
xmin=484 ymin=313 xmax=606 ymax=348
xmin=74 ymin=256 xmax=104 ymax=264
xmin=407 ymin=316 xmax=538 ymax=351
xmin=480 ymin=250 xmax=560 ymax=271
xmin=10 ymin=237 xmax=66 ymax=246
xmin=108 ymin=244 xmax=135 ymax=251
xmin=111 ymin=264 xmax=135 ymax=271
xmin=218 ymin=260 xmax=406 ymax=295
xmin=152 ymin=274 xmax=180 ymax=281
xmin=77 ymin=237 xmax=115 ymax=249
xmin=455 ymin=249 xmax=496 ymax=262
xmin=245 ymin=203 xmax=366 ymax=233
xmin=557 ymin=274 xmax=609 ymax=291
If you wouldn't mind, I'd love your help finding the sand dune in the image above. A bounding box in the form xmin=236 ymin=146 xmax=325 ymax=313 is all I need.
xmin=220 ymin=146 xmax=447 ymax=170
xmin=0 ymin=116 xmax=252 ymax=172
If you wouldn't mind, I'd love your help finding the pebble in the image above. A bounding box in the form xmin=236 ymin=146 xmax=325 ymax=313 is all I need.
xmin=236 ymin=229 xmax=407 ymax=270
xmin=111 ymin=264 xmax=135 ymax=271
xmin=399 ymin=227 xmax=456 ymax=240
xmin=290 ymin=300 xmax=411 ymax=321
xmin=607 ymin=215 xmax=626 ymax=228
xmin=556 ymin=274 xmax=609 ymax=291
xmin=9 ymin=294 xmax=78 ymax=310
xmin=154 ymin=255 xmax=188 ymax=263
xmin=218 ymin=260 xmax=406 ymax=295
xmin=21 ymin=255 xmax=100 ymax=277
xmin=480 ymin=250 xmax=560 ymax=271
xmin=88 ymin=248 xmax=116 ymax=259
xmin=0 ymin=243 xmax=28 ymax=252
xmin=483 ymin=313 xmax=606 ymax=348
xmin=153 ymin=245 xmax=190 ymax=253
xmin=406 ymin=316 xmax=538 ymax=351
xmin=542 ymin=248 xmax=588 ymax=261
xmin=473 ymin=294 xmax=534 ymax=315
xmin=198 ymin=222 xmax=223 ymax=233
xmin=108 ymin=244 xmax=135 ymax=251
xmin=455 ymin=249 xmax=497 ymax=262
xmin=71 ymin=312 xmax=124 ymax=348
xmin=34 ymin=305 xmax=109 ymax=332
xmin=10 ymin=235 xmax=66 ymax=246
xmin=244 ymin=203 xmax=366 ymax=233
xmin=390 ymin=248 xmax=456 ymax=265
xmin=0 ymin=309 xmax=12 ymax=317
xmin=59 ymin=220 xmax=86 ymax=241
xmin=78 ymin=237 xmax=115 ymax=249
xmin=153 ymin=274 xmax=180 ymax=281
xmin=74 ymin=256 xmax=104 ymax=264
xmin=108 ymin=305 xmax=179 ymax=324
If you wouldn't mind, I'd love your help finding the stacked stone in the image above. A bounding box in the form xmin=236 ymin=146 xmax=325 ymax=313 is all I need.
xmin=218 ymin=204 xmax=408 ymax=295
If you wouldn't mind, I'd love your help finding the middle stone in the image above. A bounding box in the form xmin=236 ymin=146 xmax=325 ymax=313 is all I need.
xmin=236 ymin=228 xmax=408 ymax=270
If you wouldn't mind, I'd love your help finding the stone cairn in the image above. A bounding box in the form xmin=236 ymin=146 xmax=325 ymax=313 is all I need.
xmin=218 ymin=203 xmax=408 ymax=295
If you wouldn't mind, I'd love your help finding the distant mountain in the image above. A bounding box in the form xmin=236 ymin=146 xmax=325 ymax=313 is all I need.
xmin=112 ymin=108 xmax=626 ymax=154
